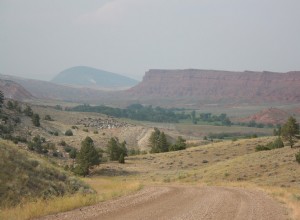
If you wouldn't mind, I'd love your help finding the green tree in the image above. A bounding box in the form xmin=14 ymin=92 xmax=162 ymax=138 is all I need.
xmin=32 ymin=113 xmax=40 ymax=127
xmin=7 ymin=100 xmax=13 ymax=109
xmin=119 ymin=153 xmax=125 ymax=164
xmin=296 ymin=151 xmax=300 ymax=164
xmin=24 ymin=105 xmax=33 ymax=116
xmin=281 ymin=116 xmax=299 ymax=148
xmin=169 ymin=136 xmax=186 ymax=151
xmin=74 ymin=137 xmax=100 ymax=176
xmin=149 ymin=128 xmax=161 ymax=153
xmin=106 ymin=137 xmax=127 ymax=162
xmin=191 ymin=110 xmax=197 ymax=124
xmin=149 ymin=128 xmax=172 ymax=153
xmin=159 ymin=132 xmax=169 ymax=152
xmin=69 ymin=148 xmax=77 ymax=159
xmin=0 ymin=90 xmax=4 ymax=108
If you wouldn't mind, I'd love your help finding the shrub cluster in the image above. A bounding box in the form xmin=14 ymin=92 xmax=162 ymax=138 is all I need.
xmin=255 ymin=137 xmax=284 ymax=151
xmin=65 ymin=129 xmax=73 ymax=136
xmin=296 ymin=152 xmax=300 ymax=164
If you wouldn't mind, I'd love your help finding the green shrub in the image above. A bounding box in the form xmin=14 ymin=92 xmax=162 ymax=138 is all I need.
xmin=272 ymin=137 xmax=284 ymax=148
xmin=119 ymin=153 xmax=125 ymax=164
xmin=83 ymin=128 xmax=89 ymax=132
xmin=32 ymin=114 xmax=40 ymax=127
xmin=255 ymin=137 xmax=284 ymax=151
xmin=255 ymin=145 xmax=271 ymax=151
xmin=63 ymin=145 xmax=72 ymax=152
xmin=69 ymin=148 xmax=77 ymax=159
xmin=27 ymin=135 xmax=48 ymax=154
xmin=44 ymin=115 xmax=53 ymax=121
xmin=296 ymin=152 xmax=300 ymax=164
xmin=59 ymin=140 xmax=67 ymax=146
xmin=65 ymin=129 xmax=73 ymax=136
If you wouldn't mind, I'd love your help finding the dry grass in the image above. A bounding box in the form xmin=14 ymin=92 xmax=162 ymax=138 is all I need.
xmin=0 ymin=194 xmax=97 ymax=220
xmin=0 ymin=178 xmax=142 ymax=220
xmin=84 ymin=177 xmax=143 ymax=201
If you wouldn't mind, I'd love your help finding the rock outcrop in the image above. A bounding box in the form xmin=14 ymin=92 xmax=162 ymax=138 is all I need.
xmin=127 ymin=69 xmax=300 ymax=104
xmin=76 ymin=117 xmax=133 ymax=129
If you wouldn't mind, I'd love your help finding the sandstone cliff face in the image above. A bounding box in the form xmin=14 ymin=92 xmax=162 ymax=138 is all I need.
xmin=127 ymin=69 xmax=300 ymax=104
xmin=0 ymin=79 xmax=33 ymax=100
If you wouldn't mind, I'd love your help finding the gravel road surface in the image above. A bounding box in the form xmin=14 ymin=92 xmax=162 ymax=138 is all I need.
xmin=38 ymin=186 xmax=288 ymax=220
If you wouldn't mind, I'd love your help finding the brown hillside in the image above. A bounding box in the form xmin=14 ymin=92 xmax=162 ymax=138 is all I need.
xmin=238 ymin=108 xmax=290 ymax=125
xmin=127 ymin=69 xmax=300 ymax=104
xmin=0 ymin=79 xmax=33 ymax=100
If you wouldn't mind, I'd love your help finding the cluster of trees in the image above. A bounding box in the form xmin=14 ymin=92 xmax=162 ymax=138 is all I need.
xmin=72 ymin=136 xmax=128 ymax=176
xmin=206 ymin=132 xmax=258 ymax=140
xmin=106 ymin=137 xmax=128 ymax=163
xmin=149 ymin=128 xmax=186 ymax=153
xmin=235 ymin=120 xmax=271 ymax=128
xmin=67 ymin=104 xmax=188 ymax=123
xmin=197 ymin=111 xmax=232 ymax=126
xmin=190 ymin=111 xmax=232 ymax=126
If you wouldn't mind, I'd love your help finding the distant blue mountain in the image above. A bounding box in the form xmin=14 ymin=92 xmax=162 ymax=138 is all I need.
xmin=52 ymin=66 xmax=138 ymax=89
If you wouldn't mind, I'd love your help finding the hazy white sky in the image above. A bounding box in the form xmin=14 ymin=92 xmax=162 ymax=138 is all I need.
xmin=1 ymin=0 xmax=300 ymax=81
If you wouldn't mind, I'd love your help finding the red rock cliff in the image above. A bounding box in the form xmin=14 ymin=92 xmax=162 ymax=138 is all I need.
xmin=127 ymin=69 xmax=300 ymax=104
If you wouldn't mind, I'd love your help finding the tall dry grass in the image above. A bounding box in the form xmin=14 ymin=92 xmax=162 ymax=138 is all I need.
xmin=0 ymin=177 xmax=142 ymax=220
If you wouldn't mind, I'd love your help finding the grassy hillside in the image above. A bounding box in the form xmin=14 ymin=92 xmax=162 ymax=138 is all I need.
xmin=0 ymin=140 xmax=91 ymax=207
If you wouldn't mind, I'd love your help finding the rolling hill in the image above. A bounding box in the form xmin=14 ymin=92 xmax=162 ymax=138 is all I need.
xmin=52 ymin=66 xmax=138 ymax=90
xmin=0 ymin=79 xmax=33 ymax=101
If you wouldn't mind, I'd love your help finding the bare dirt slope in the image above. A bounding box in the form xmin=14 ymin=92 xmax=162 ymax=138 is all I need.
xmin=39 ymin=186 xmax=288 ymax=220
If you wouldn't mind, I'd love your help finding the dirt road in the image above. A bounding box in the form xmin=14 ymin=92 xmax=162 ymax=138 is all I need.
xmin=39 ymin=186 xmax=288 ymax=220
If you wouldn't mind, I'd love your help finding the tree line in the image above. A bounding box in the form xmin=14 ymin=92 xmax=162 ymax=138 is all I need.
xmin=67 ymin=104 xmax=188 ymax=123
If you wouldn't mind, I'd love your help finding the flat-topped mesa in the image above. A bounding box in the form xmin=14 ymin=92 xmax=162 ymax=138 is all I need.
xmin=127 ymin=69 xmax=300 ymax=103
